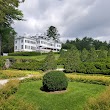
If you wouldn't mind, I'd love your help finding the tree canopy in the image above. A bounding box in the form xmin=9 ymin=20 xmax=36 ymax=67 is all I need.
xmin=47 ymin=26 xmax=60 ymax=40
xmin=0 ymin=0 xmax=24 ymax=55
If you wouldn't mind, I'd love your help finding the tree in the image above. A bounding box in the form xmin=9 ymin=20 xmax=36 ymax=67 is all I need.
xmin=87 ymin=47 xmax=97 ymax=62
xmin=107 ymin=48 xmax=110 ymax=57
xmin=42 ymin=51 xmax=57 ymax=71
xmin=64 ymin=46 xmax=81 ymax=73
xmin=47 ymin=26 xmax=60 ymax=40
xmin=0 ymin=0 xmax=24 ymax=55
xmin=98 ymin=47 xmax=107 ymax=59
xmin=80 ymin=48 xmax=89 ymax=62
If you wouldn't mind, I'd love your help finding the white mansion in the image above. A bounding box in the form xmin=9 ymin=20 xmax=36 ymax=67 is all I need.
xmin=14 ymin=33 xmax=62 ymax=53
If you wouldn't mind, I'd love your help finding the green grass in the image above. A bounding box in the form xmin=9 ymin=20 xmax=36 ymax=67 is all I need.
xmin=3 ymin=54 xmax=60 ymax=61
xmin=14 ymin=81 xmax=106 ymax=110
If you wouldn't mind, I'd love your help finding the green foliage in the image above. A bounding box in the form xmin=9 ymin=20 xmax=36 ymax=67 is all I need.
xmin=0 ymin=0 xmax=24 ymax=54
xmin=42 ymin=51 xmax=57 ymax=71
xmin=67 ymin=74 xmax=110 ymax=86
xmin=9 ymin=51 xmax=41 ymax=56
xmin=64 ymin=46 xmax=81 ymax=73
xmin=0 ymin=80 xmax=20 ymax=99
xmin=11 ymin=81 xmax=105 ymax=110
xmin=107 ymin=48 xmax=110 ymax=57
xmin=0 ymin=96 xmax=36 ymax=110
xmin=62 ymin=37 xmax=109 ymax=51
xmin=43 ymin=71 xmax=68 ymax=91
xmin=87 ymin=47 xmax=97 ymax=62
xmin=47 ymin=26 xmax=60 ymax=40
xmin=80 ymin=48 xmax=89 ymax=62
xmin=98 ymin=49 xmax=107 ymax=59
xmin=57 ymin=49 xmax=67 ymax=65
xmin=0 ymin=57 xmax=5 ymax=69
xmin=11 ymin=61 xmax=43 ymax=71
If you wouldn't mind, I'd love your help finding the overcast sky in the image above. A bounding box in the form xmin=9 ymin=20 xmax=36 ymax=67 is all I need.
xmin=13 ymin=0 xmax=110 ymax=42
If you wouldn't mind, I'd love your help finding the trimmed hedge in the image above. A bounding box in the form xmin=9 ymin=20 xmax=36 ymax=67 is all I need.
xmin=11 ymin=61 xmax=43 ymax=70
xmin=42 ymin=71 xmax=68 ymax=91
xmin=77 ymin=62 xmax=110 ymax=75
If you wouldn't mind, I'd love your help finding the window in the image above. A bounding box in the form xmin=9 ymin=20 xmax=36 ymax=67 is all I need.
xmin=15 ymin=40 xmax=17 ymax=44
xmin=15 ymin=46 xmax=17 ymax=49
xmin=21 ymin=45 xmax=23 ymax=49
xmin=21 ymin=39 xmax=23 ymax=43
xmin=25 ymin=45 xmax=30 ymax=49
xmin=31 ymin=46 xmax=36 ymax=50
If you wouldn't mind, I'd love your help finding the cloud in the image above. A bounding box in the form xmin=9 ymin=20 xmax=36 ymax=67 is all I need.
xmin=13 ymin=0 xmax=110 ymax=42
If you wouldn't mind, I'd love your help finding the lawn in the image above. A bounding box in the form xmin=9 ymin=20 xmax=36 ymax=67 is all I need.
xmin=3 ymin=54 xmax=60 ymax=61
xmin=14 ymin=81 xmax=106 ymax=110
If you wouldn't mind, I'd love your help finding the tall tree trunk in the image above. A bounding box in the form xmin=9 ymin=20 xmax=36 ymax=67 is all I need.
xmin=0 ymin=34 xmax=2 ymax=56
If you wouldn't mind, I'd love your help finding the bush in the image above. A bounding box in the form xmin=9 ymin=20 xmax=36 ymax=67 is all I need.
xmin=42 ymin=71 xmax=68 ymax=91
xmin=11 ymin=61 xmax=43 ymax=70
xmin=66 ymin=74 xmax=110 ymax=86
xmin=0 ymin=57 xmax=5 ymax=69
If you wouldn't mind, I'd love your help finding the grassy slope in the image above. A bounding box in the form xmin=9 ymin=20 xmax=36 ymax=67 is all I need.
xmin=14 ymin=81 xmax=105 ymax=110
xmin=3 ymin=54 xmax=60 ymax=61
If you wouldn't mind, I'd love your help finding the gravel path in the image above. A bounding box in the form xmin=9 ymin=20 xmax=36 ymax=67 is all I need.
xmin=0 ymin=75 xmax=33 ymax=86
xmin=0 ymin=68 xmax=64 ymax=86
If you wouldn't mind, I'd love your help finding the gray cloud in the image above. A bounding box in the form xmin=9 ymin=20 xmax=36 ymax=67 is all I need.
xmin=13 ymin=0 xmax=110 ymax=42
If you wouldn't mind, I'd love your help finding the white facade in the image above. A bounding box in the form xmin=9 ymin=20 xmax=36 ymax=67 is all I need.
xmin=14 ymin=34 xmax=62 ymax=53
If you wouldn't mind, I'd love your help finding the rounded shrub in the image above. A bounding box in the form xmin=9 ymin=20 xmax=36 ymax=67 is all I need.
xmin=42 ymin=71 xmax=68 ymax=92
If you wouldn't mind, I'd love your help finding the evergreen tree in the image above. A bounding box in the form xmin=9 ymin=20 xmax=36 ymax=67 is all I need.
xmin=107 ymin=48 xmax=110 ymax=57
xmin=87 ymin=47 xmax=97 ymax=62
xmin=42 ymin=51 xmax=57 ymax=71
xmin=47 ymin=26 xmax=60 ymax=40
xmin=0 ymin=0 xmax=24 ymax=55
xmin=98 ymin=48 xmax=107 ymax=59
xmin=64 ymin=46 xmax=81 ymax=73
xmin=58 ymin=49 xmax=67 ymax=65
xmin=80 ymin=48 xmax=89 ymax=62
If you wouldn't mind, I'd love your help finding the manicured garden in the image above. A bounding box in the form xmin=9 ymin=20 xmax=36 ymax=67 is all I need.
xmin=11 ymin=81 xmax=106 ymax=110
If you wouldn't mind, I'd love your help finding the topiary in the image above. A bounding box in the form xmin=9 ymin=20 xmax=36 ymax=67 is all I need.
xmin=42 ymin=71 xmax=68 ymax=92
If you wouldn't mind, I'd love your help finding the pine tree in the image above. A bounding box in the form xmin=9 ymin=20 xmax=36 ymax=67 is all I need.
xmin=80 ymin=48 xmax=89 ymax=62
xmin=107 ymin=48 xmax=110 ymax=57
xmin=64 ymin=46 xmax=81 ymax=73
xmin=42 ymin=51 xmax=57 ymax=71
xmin=87 ymin=47 xmax=97 ymax=62
xmin=98 ymin=48 xmax=107 ymax=59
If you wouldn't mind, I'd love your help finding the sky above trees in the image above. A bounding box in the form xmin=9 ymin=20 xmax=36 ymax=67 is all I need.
xmin=13 ymin=0 xmax=110 ymax=42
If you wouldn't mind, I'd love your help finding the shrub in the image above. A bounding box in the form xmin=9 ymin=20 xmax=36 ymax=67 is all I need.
xmin=66 ymin=74 xmax=110 ymax=86
xmin=42 ymin=71 xmax=68 ymax=91
xmin=0 ymin=57 xmax=5 ymax=69
xmin=11 ymin=61 xmax=43 ymax=70
xmin=0 ymin=70 xmax=27 ymax=79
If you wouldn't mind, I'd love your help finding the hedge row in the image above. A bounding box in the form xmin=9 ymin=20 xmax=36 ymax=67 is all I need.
xmin=77 ymin=62 xmax=110 ymax=75
xmin=11 ymin=61 xmax=43 ymax=70
xmin=66 ymin=74 xmax=110 ymax=86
